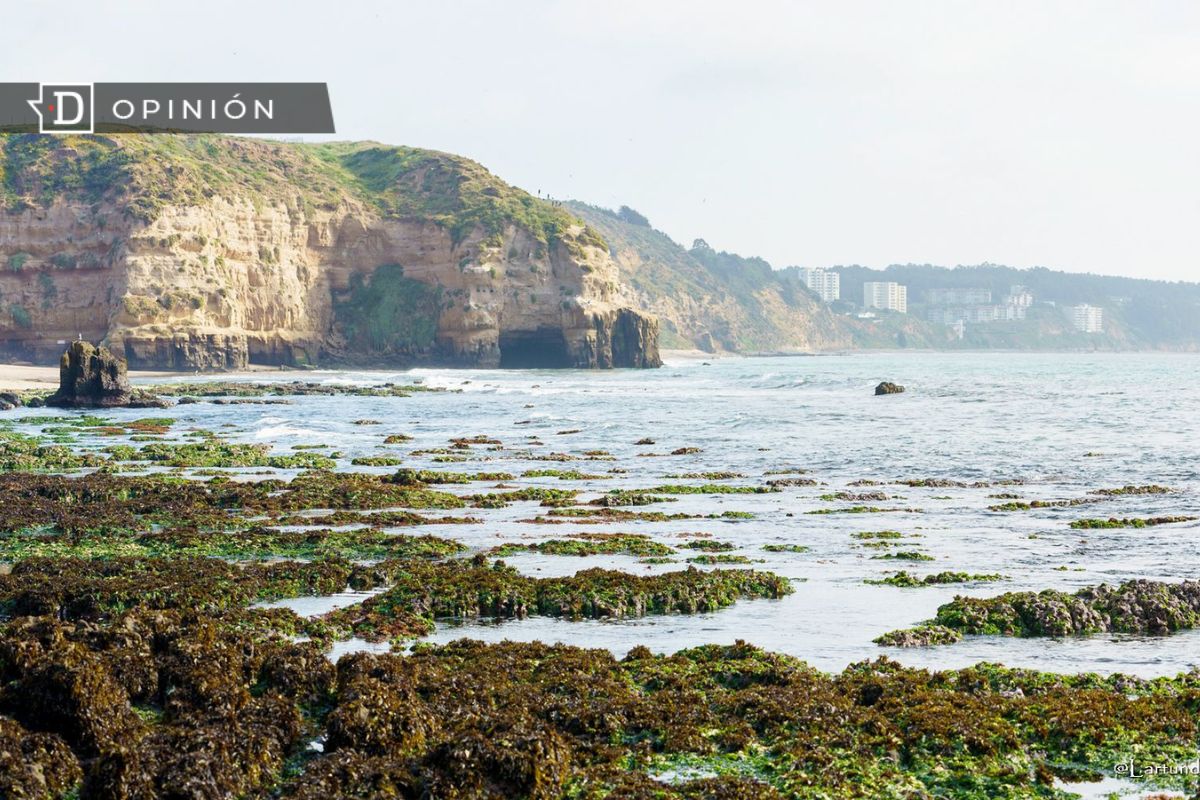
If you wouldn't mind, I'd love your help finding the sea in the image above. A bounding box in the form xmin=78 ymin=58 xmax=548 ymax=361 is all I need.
xmin=88 ymin=351 xmax=1200 ymax=678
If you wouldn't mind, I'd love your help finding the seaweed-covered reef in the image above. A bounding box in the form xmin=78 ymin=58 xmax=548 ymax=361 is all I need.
xmin=936 ymin=579 xmax=1200 ymax=637
xmin=877 ymin=579 xmax=1200 ymax=651
xmin=4 ymin=624 xmax=1200 ymax=798
xmin=1 ymin=383 xmax=1199 ymax=798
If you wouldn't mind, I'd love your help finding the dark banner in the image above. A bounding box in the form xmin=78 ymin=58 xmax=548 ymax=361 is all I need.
xmin=0 ymin=83 xmax=335 ymax=134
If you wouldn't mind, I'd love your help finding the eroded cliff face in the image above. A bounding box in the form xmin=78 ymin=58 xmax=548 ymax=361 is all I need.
xmin=0 ymin=189 xmax=660 ymax=370
xmin=605 ymin=239 xmax=849 ymax=353
xmin=566 ymin=202 xmax=852 ymax=354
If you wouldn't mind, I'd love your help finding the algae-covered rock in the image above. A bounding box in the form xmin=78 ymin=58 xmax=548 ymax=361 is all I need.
xmin=0 ymin=715 xmax=82 ymax=798
xmin=324 ymin=560 xmax=794 ymax=642
xmin=421 ymin=715 xmax=572 ymax=800
xmin=873 ymin=624 xmax=963 ymax=647
xmin=44 ymin=341 xmax=166 ymax=409
xmin=280 ymin=751 xmax=419 ymax=800
xmin=3 ymin=638 xmax=144 ymax=757
xmin=4 ymin=622 xmax=1200 ymax=799
xmin=326 ymin=653 xmax=439 ymax=757
xmin=931 ymin=579 xmax=1200 ymax=637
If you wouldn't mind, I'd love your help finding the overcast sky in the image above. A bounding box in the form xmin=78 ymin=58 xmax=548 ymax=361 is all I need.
xmin=5 ymin=1 xmax=1199 ymax=280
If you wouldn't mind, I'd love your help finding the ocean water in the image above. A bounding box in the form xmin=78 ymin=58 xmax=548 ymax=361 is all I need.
xmin=70 ymin=352 xmax=1200 ymax=677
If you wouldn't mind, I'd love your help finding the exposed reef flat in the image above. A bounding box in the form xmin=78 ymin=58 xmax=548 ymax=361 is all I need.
xmin=1 ymin=366 xmax=1199 ymax=798
xmin=5 ymin=615 xmax=1200 ymax=798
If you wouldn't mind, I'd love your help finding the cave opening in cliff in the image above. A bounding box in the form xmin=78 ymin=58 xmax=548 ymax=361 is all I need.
xmin=499 ymin=328 xmax=572 ymax=368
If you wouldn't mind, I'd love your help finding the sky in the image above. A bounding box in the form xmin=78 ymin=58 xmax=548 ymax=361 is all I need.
xmin=4 ymin=1 xmax=1199 ymax=281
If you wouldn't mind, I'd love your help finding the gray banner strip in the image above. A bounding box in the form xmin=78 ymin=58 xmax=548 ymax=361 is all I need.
xmin=0 ymin=82 xmax=335 ymax=134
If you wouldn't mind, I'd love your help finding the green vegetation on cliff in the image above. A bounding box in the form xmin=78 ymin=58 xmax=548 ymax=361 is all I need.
xmin=314 ymin=142 xmax=600 ymax=247
xmin=0 ymin=134 xmax=602 ymax=251
xmin=332 ymin=264 xmax=443 ymax=355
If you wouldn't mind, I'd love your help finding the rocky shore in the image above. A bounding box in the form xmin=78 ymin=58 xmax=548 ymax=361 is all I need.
xmin=1 ymin=377 xmax=1198 ymax=798
xmin=0 ymin=135 xmax=661 ymax=372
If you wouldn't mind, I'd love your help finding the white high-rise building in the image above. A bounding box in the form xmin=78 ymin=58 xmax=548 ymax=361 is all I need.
xmin=797 ymin=268 xmax=840 ymax=302
xmin=1070 ymin=304 xmax=1103 ymax=333
xmin=1006 ymin=285 xmax=1034 ymax=308
xmin=863 ymin=281 xmax=908 ymax=313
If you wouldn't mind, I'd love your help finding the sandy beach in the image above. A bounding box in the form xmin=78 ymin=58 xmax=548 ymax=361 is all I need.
xmin=0 ymin=363 xmax=71 ymax=392
xmin=0 ymin=356 xmax=728 ymax=393
xmin=0 ymin=362 xmax=280 ymax=393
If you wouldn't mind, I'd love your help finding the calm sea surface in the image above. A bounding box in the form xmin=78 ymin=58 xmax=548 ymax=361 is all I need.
xmin=41 ymin=352 xmax=1200 ymax=677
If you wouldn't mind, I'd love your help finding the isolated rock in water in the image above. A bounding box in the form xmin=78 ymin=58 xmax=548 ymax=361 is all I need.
xmin=875 ymin=381 xmax=905 ymax=396
xmin=0 ymin=391 xmax=20 ymax=410
xmin=46 ymin=342 xmax=131 ymax=407
xmin=873 ymin=624 xmax=962 ymax=647
xmin=45 ymin=341 xmax=166 ymax=408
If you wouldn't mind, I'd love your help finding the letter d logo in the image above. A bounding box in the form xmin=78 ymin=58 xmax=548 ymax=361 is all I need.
xmin=28 ymin=83 xmax=93 ymax=133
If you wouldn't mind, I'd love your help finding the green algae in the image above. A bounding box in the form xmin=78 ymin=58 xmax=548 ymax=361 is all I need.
xmin=0 ymin=556 xmax=360 ymax=619
xmin=323 ymin=559 xmax=794 ymax=643
xmin=874 ymin=624 xmax=964 ymax=647
xmin=1090 ymin=484 xmax=1173 ymax=496
xmin=383 ymin=434 xmax=413 ymax=444
xmin=820 ymin=491 xmax=891 ymax=502
xmin=106 ymin=440 xmax=337 ymax=469
xmin=989 ymin=498 xmax=1099 ymax=511
xmin=931 ymin=579 xmax=1200 ymax=637
xmin=269 ymin=510 xmax=480 ymax=528
xmin=1069 ymin=516 xmax=1196 ymax=529
xmin=491 ymin=534 xmax=675 ymax=558
xmin=535 ymin=509 xmax=754 ymax=523
xmin=152 ymin=380 xmax=442 ymax=398
xmin=470 ymin=487 xmax=579 ymax=508
xmin=349 ymin=456 xmax=405 ymax=466
xmin=766 ymin=476 xmax=818 ymax=487
xmin=0 ymin=551 xmax=1196 ymax=800
xmin=806 ymin=506 xmax=896 ymax=515
xmin=523 ymin=469 xmax=603 ymax=480
xmin=645 ymin=484 xmax=778 ymax=495
xmin=391 ymin=467 xmax=515 ymax=484
xmin=761 ymin=544 xmax=810 ymax=553
xmin=590 ymin=491 xmax=677 ymax=507
xmin=871 ymin=551 xmax=936 ymax=562
xmin=0 ymin=472 xmax=467 ymax=545
xmin=0 ymin=526 xmax=467 ymax=561
xmin=681 ymin=540 xmax=736 ymax=553
xmin=0 ymin=430 xmax=110 ymax=471
xmin=686 ymin=555 xmax=762 ymax=565
xmin=667 ymin=472 xmax=745 ymax=480
xmin=4 ymin=399 xmax=1200 ymax=798
xmin=866 ymin=571 xmax=1006 ymax=587
xmin=5 ymin=625 xmax=1198 ymax=799
xmin=852 ymin=530 xmax=905 ymax=540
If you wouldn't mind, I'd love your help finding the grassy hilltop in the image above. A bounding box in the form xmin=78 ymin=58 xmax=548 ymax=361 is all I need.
xmin=0 ymin=134 xmax=594 ymax=249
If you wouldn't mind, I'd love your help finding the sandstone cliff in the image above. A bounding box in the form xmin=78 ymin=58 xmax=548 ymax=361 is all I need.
xmin=0 ymin=135 xmax=659 ymax=370
xmin=567 ymin=202 xmax=854 ymax=353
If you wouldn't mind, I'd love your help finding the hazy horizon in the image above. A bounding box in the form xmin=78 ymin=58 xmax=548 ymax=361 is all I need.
xmin=5 ymin=1 xmax=1198 ymax=282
